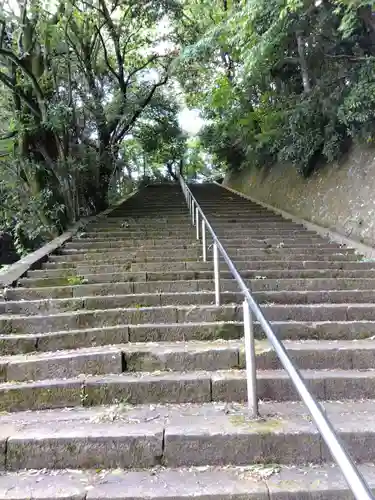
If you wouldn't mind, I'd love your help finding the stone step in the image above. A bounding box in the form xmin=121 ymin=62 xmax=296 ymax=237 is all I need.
xmin=1 ymin=400 xmax=375 ymax=468
xmin=64 ymin=239 xmax=201 ymax=249
xmin=0 ymin=291 xmax=239 ymax=315
xmin=2 ymin=339 xmax=375 ymax=383
xmin=60 ymin=242 xmax=201 ymax=254
xmin=91 ymin=219 xmax=304 ymax=228
xmin=84 ymin=224 xmax=316 ymax=233
xmin=253 ymin=338 xmax=375 ymax=370
xmin=8 ymin=277 xmax=375 ymax=301
xmin=2 ymin=318 xmax=375 ymax=356
xmin=44 ymin=251 xmax=360 ymax=268
xmin=56 ymin=245 xmax=356 ymax=258
xmin=2 ymin=367 xmax=375 ymax=412
xmin=0 ymin=304 xmax=241 ymax=334
xmin=4 ymin=302 xmax=375 ymax=334
xmin=29 ymin=259 xmax=374 ymax=279
xmin=79 ymin=228 xmax=320 ymax=239
xmin=50 ymin=248 xmax=202 ymax=262
xmin=68 ymin=236 xmax=327 ymax=246
xmin=63 ymin=239 xmax=331 ymax=253
xmin=0 ymin=466 xmax=268 ymax=500
xmin=5 ymin=289 xmax=375 ymax=316
xmin=0 ymin=321 xmax=243 ymax=355
xmin=0 ymin=463 xmax=372 ymax=500
xmin=19 ymin=268 xmax=375 ymax=287
xmin=0 ymin=340 xmax=243 ymax=381
xmin=33 ymin=259 xmax=375 ymax=277
xmin=44 ymin=254 xmax=202 ymax=268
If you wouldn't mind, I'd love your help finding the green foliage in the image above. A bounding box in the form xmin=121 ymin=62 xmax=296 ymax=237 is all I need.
xmin=0 ymin=0 xmax=189 ymax=254
xmin=176 ymin=0 xmax=375 ymax=177
xmin=66 ymin=275 xmax=85 ymax=286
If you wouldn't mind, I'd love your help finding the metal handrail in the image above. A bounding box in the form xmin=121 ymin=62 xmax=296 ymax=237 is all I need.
xmin=178 ymin=175 xmax=374 ymax=500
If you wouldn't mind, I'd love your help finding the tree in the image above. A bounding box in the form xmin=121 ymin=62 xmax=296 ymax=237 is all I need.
xmin=175 ymin=0 xmax=375 ymax=176
xmin=0 ymin=0 xmax=182 ymax=250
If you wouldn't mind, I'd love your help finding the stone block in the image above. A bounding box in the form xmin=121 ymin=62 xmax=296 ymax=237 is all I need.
xmin=85 ymin=372 xmax=211 ymax=405
xmin=0 ymin=379 xmax=82 ymax=412
xmin=6 ymin=424 xmax=163 ymax=469
xmin=7 ymin=349 xmax=122 ymax=382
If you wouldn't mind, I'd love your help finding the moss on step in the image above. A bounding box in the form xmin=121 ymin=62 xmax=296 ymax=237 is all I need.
xmin=229 ymin=415 xmax=284 ymax=432
xmin=66 ymin=275 xmax=85 ymax=286
xmin=238 ymin=340 xmax=271 ymax=368
xmin=213 ymin=323 xmax=242 ymax=340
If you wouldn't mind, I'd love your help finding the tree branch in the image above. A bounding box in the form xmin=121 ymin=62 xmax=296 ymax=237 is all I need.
xmin=96 ymin=28 xmax=119 ymax=82
xmin=0 ymin=130 xmax=17 ymax=140
xmin=98 ymin=0 xmax=125 ymax=88
xmin=0 ymin=71 xmax=41 ymax=118
xmin=0 ymin=48 xmax=46 ymax=118
xmin=113 ymin=72 xmax=169 ymax=144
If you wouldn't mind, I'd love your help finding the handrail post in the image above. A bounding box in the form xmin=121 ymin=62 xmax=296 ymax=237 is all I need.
xmin=243 ymin=300 xmax=259 ymax=418
xmin=192 ymin=199 xmax=195 ymax=225
xmin=196 ymin=207 xmax=200 ymax=239
xmin=213 ymin=241 xmax=220 ymax=306
xmin=202 ymin=219 xmax=207 ymax=262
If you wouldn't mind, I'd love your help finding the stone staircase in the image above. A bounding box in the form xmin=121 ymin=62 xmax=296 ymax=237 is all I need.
xmin=0 ymin=182 xmax=375 ymax=497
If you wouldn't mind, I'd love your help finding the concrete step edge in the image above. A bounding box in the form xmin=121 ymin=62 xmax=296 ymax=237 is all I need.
xmin=1 ymin=368 xmax=375 ymax=411
xmin=2 ymin=398 xmax=375 ymax=468
xmin=2 ymin=338 xmax=375 ymax=383
xmin=0 ymin=463 xmax=374 ymax=499
xmin=6 ymin=290 xmax=375 ymax=315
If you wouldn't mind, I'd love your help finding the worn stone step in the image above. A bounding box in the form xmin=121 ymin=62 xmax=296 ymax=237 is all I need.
xmin=62 ymin=240 xmax=332 ymax=254
xmin=0 ymin=322 xmax=244 ymax=355
xmin=40 ymin=257 xmax=369 ymax=274
xmin=253 ymin=339 xmax=375 ymax=370
xmin=3 ymin=317 xmax=375 ymax=356
xmin=79 ymin=229 xmax=319 ymax=239
xmin=0 ymin=340 xmax=244 ymax=382
xmin=0 ymin=372 xmax=215 ymax=412
xmin=3 ymin=302 xmax=375 ymax=334
xmin=19 ymin=268 xmax=375 ymax=288
xmin=55 ymin=246 xmax=357 ymax=261
xmin=2 ymin=367 xmax=375 ymax=412
xmin=5 ymin=289 xmax=375 ymax=317
xmin=30 ymin=262 xmax=209 ymax=277
xmin=2 ymin=462 xmax=375 ymax=500
xmin=268 ymin=320 xmax=375 ymax=340
xmin=50 ymin=247 xmax=357 ymax=263
xmin=49 ymin=248 xmax=202 ymax=262
xmin=84 ymin=225 xmax=317 ymax=234
xmin=265 ymin=463 xmax=375 ymax=499
xmin=64 ymin=239 xmax=200 ymax=250
xmin=0 ymin=304 xmax=241 ymax=334
xmin=44 ymin=254 xmax=202 ymax=268
xmin=59 ymin=241 xmax=345 ymax=256
xmin=91 ymin=219 xmax=303 ymax=229
xmin=60 ymin=242 xmax=201 ymax=254
xmin=68 ymin=235 xmax=327 ymax=246
xmin=3 ymin=339 xmax=375 ymax=383
xmin=43 ymin=252 xmax=361 ymax=270
xmin=0 ymin=291 xmax=240 ymax=315
xmin=28 ymin=259 xmax=375 ymax=279
xmin=256 ymin=289 xmax=375 ymax=304
xmin=213 ymin=368 xmax=375 ymax=402
xmin=0 ymin=466 xmax=270 ymax=499
xmin=75 ymin=230 xmax=199 ymax=239
xmin=1 ymin=400 xmax=375 ymax=468
xmin=8 ymin=277 xmax=375 ymax=301
xmin=63 ymin=241 xmax=345 ymax=253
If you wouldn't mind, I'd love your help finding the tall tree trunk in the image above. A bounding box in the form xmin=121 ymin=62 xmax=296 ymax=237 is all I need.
xmin=296 ymin=31 xmax=311 ymax=93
